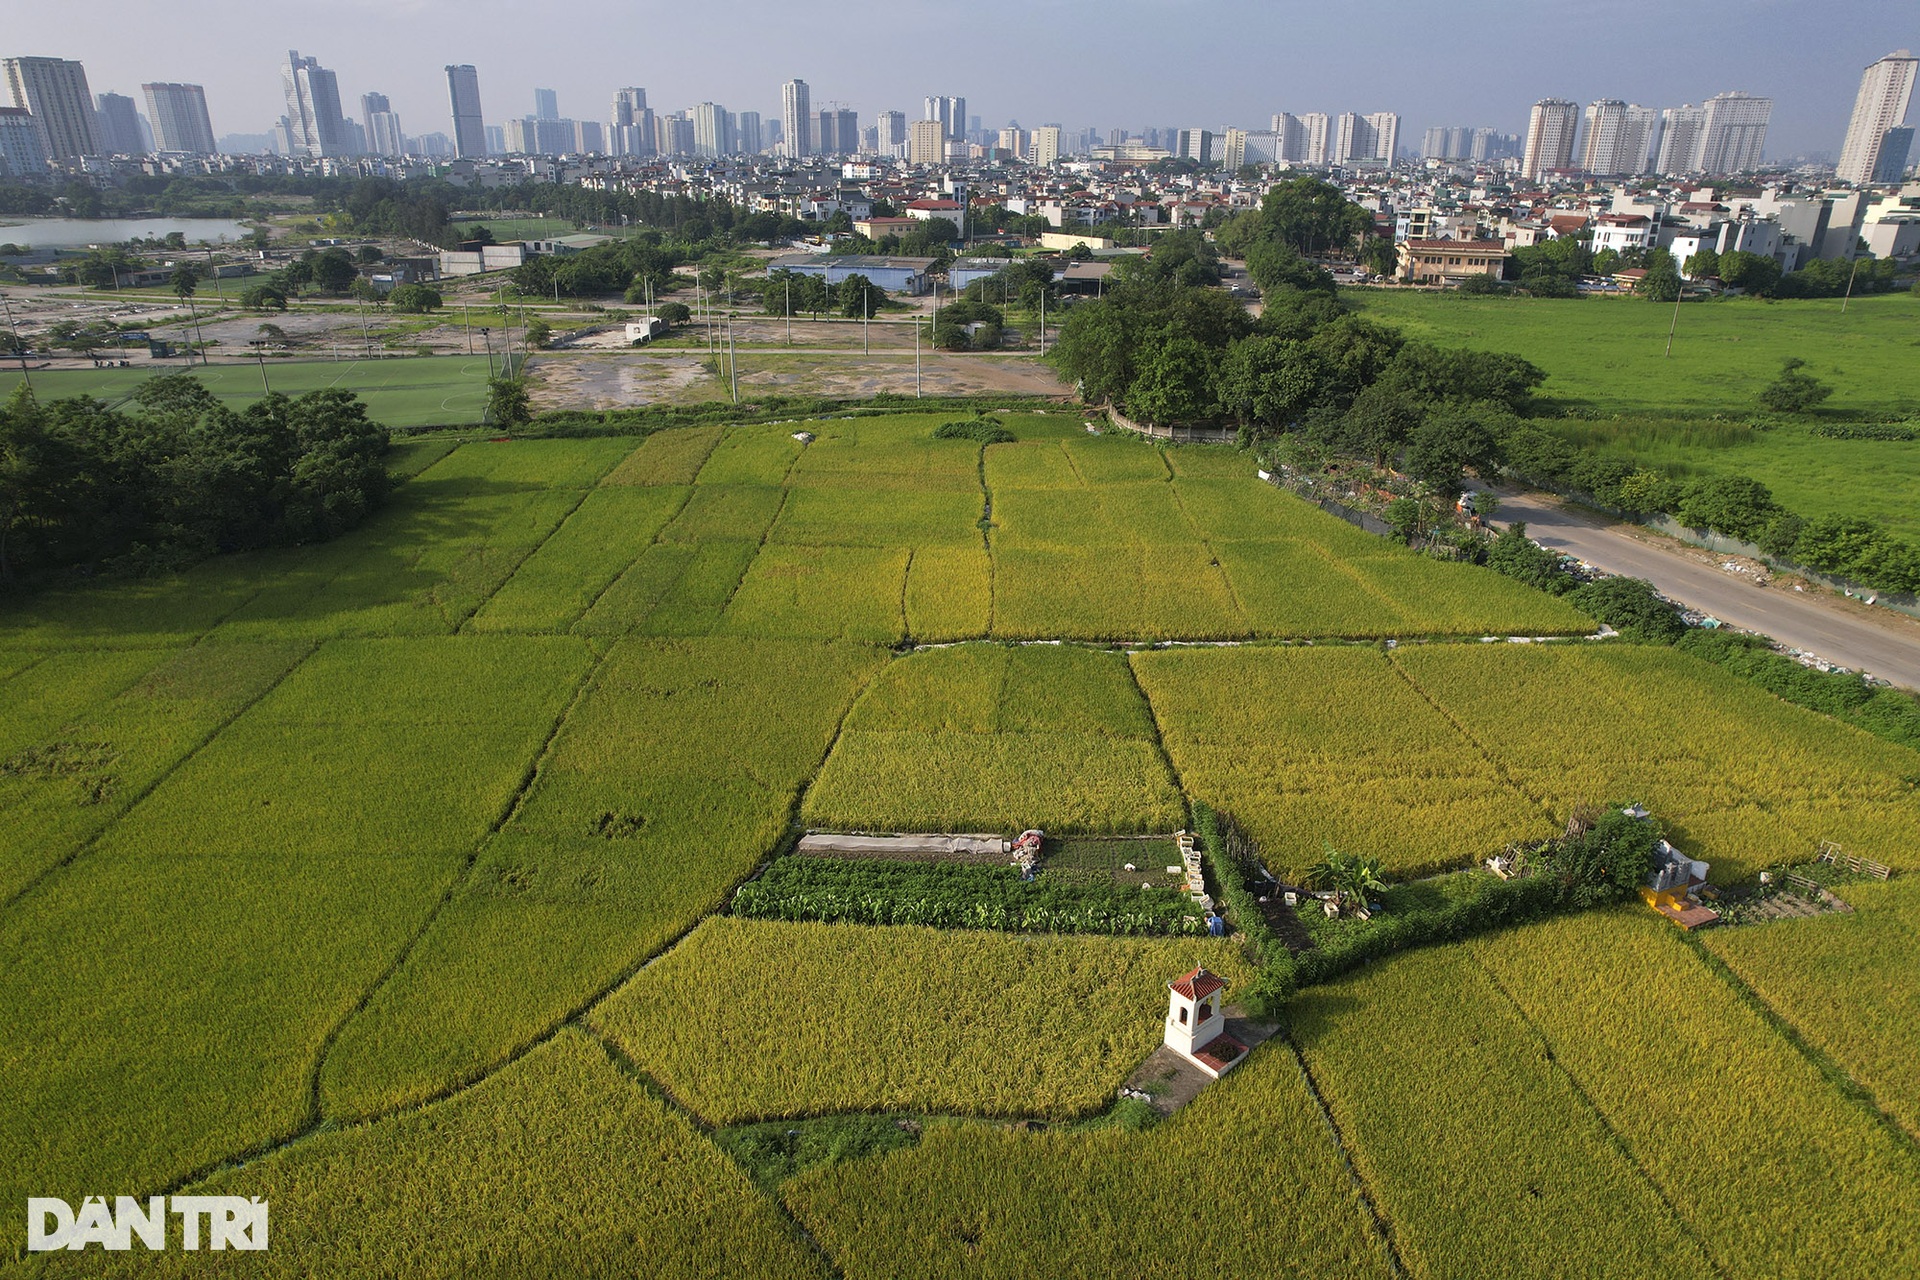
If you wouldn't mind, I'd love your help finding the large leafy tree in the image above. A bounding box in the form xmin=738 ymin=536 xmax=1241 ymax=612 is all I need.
xmin=1257 ymin=176 xmax=1373 ymax=257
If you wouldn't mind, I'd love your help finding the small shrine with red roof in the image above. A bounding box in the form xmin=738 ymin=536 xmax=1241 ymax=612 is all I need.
xmin=1164 ymin=966 xmax=1247 ymax=1078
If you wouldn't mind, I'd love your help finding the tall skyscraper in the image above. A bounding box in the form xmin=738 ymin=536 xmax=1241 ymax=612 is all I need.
xmin=94 ymin=91 xmax=144 ymax=155
xmin=815 ymin=108 xmax=856 ymax=156
xmin=572 ymin=120 xmax=604 ymax=154
xmin=361 ymin=91 xmax=404 ymax=156
xmin=736 ymin=111 xmax=762 ymax=155
xmin=612 ymin=88 xmax=653 ymax=157
xmin=780 ymin=79 xmax=810 ymax=157
xmin=143 ymin=82 xmax=216 ymax=155
xmin=1836 ymin=50 xmax=1917 ymax=184
xmin=1653 ymin=104 xmax=1705 ymax=174
xmin=280 ymin=51 xmax=350 ymax=157
xmin=1521 ymin=98 xmax=1578 ymax=179
xmin=1580 ymin=100 xmax=1656 ymax=175
xmin=692 ymin=102 xmax=734 ymax=157
xmin=533 ymin=87 xmax=559 ymax=121
xmin=4 ymin=56 xmax=100 ymax=161
xmin=1366 ymin=111 xmax=1400 ymax=163
xmin=1289 ymin=112 xmax=1330 ymax=164
xmin=924 ymin=94 xmax=966 ymax=141
xmin=1696 ymin=91 xmax=1771 ymax=173
xmin=446 ymin=65 xmax=486 ymax=158
xmin=878 ymin=110 xmax=907 ymax=152
xmin=0 ymin=106 xmax=51 ymax=175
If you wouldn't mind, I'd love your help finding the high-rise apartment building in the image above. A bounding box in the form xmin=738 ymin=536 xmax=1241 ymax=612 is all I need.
xmin=692 ymin=102 xmax=734 ymax=157
xmin=1521 ymin=98 xmax=1578 ymax=179
xmin=94 ymin=92 xmax=144 ymax=155
xmin=0 ymin=106 xmax=50 ymax=176
xmin=1836 ymin=50 xmax=1917 ymax=184
xmin=360 ymin=92 xmax=404 ymax=156
xmin=1028 ymin=124 xmax=1061 ymax=166
xmin=737 ymin=111 xmax=763 ymax=155
xmin=781 ymin=79 xmax=810 ymax=157
xmin=1176 ymin=127 xmax=1215 ymax=164
xmin=924 ymin=95 xmax=966 ymax=141
xmin=280 ymin=51 xmax=350 ymax=157
xmin=997 ymin=125 xmax=1026 ymax=156
xmin=143 ymin=82 xmax=216 ymax=155
xmin=1696 ymin=91 xmax=1771 ymax=173
xmin=815 ymin=108 xmax=856 ymax=155
xmin=1223 ymin=128 xmax=1281 ymax=169
xmin=446 ymin=65 xmax=486 ymax=158
xmin=533 ymin=88 xmax=558 ymax=121
xmin=1269 ymin=112 xmax=1329 ymax=164
xmin=4 ymin=56 xmax=100 ymax=161
xmin=1331 ymin=112 xmax=1395 ymax=166
xmin=612 ymin=88 xmax=652 ymax=157
xmin=572 ymin=120 xmax=604 ymax=154
xmin=907 ymin=118 xmax=944 ymax=164
xmin=1652 ymin=104 xmax=1704 ymax=174
xmin=1580 ymin=100 xmax=1656 ymax=175
xmin=877 ymin=110 xmax=907 ymax=153
xmin=656 ymin=112 xmax=694 ymax=156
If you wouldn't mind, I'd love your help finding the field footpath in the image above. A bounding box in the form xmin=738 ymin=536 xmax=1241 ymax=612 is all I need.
xmin=1489 ymin=487 xmax=1920 ymax=690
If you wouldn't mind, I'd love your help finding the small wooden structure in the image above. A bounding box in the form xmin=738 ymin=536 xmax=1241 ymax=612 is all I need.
xmin=1817 ymin=841 xmax=1891 ymax=881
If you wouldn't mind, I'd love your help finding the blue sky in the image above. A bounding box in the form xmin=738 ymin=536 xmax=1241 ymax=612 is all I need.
xmin=4 ymin=1 xmax=1912 ymax=157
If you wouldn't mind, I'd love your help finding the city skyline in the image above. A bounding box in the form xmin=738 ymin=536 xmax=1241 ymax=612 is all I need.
xmin=0 ymin=2 xmax=1910 ymax=162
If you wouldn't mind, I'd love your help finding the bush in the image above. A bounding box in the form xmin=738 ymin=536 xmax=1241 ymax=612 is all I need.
xmin=933 ymin=417 xmax=1015 ymax=444
xmin=1192 ymin=804 xmax=1294 ymax=1014
xmin=1758 ymin=358 xmax=1832 ymax=415
xmin=1566 ymin=576 xmax=1688 ymax=643
xmin=387 ymin=284 xmax=442 ymax=314
xmin=1676 ymin=629 xmax=1920 ymax=751
xmin=1486 ymin=523 xmax=1574 ymax=595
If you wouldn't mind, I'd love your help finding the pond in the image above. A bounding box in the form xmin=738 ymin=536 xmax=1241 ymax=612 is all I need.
xmin=0 ymin=217 xmax=252 ymax=249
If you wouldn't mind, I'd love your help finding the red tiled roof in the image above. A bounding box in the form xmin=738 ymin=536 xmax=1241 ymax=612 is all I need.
xmin=1169 ymin=967 xmax=1228 ymax=1000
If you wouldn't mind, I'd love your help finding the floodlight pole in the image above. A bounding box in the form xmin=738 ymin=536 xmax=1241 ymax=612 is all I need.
xmin=253 ymin=343 xmax=271 ymax=393
xmin=464 ymin=302 xmax=473 ymax=354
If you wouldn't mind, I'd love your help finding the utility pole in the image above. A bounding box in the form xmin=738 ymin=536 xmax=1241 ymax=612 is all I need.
xmin=1840 ymin=254 xmax=1862 ymax=315
xmin=359 ymin=298 xmax=373 ymax=359
xmin=1039 ymin=289 xmax=1046 ymax=354
xmin=2 ymin=293 xmax=30 ymax=393
xmin=915 ymin=316 xmax=921 ymax=398
xmin=252 ymin=342 xmax=271 ymax=393
xmin=482 ymin=327 xmax=494 ymax=380
xmin=1663 ymin=287 xmax=1681 ymax=358
xmin=785 ymin=278 xmax=792 ymax=345
xmin=864 ymin=286 xmax=870 ymax=353
xmin=464 ymin=302 xmax=473 ymax=354
xmin=729 ymin=311 xmax=739 ymax=403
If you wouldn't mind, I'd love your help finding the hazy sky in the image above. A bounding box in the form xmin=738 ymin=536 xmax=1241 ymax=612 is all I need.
xmin=5 ymin=1 xmax=1913 ymax=158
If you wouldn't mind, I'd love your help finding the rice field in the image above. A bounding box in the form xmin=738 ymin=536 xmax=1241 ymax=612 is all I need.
xmin=1133 ymin=644 xmax=1557 ymax=878
xmin=592 ymin=917 xmax=1250 ymax=1123
xmin=804 ymin=644 xmax=1185 ymax=834
xmin=1469 ymin=911 xmax=1920 ymax=1278
xmin=0 ymin=355 xmax=499 ymax=429
xmin=5 ymin=411 xmax=1917 ymax=1272
xmin=1703 ymin=877 xmax=1920 ymax=1139
xmin=1293 ymin=945 xmax=1714 ymax=1279
xmin=783 ymin=1037 xmax=1395 ymax=1280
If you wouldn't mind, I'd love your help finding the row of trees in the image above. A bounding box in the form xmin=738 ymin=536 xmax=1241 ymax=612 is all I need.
xmin=0 ymin=378 xmax=391 ymax=585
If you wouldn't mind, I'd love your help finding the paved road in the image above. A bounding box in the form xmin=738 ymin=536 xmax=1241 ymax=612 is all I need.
xmin=1487 ymin=487 xmax=1920 ymax=691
